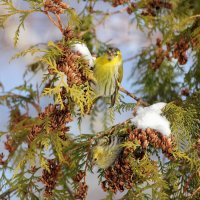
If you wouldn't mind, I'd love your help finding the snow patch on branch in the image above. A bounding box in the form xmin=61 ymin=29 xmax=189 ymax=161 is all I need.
xmin=70 ymin=43 xmax=95 ymax=68
xmin=131 ymin=102 xmax=171 ymax=136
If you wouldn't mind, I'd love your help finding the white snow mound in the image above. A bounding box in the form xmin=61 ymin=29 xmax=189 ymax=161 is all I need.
xmin=131 ymin=102 xmax=171 ymax=136
xmin=70 ymin=43 xmax=95 ymax=68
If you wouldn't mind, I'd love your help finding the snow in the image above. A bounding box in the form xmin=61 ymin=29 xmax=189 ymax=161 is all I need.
xmin=131 ymin=102 xmax=171 ymax=136
xmin=70 ymin=43 xmax=95 ymax=67
xmin=54 ymin=43 xmax=95 ymax=87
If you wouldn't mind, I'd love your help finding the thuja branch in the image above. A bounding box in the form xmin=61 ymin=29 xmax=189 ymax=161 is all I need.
xmin=43 ymin=11 xmax=64 ymax=33
xmin=189 ymin=14 xmax=200 ymax=19
xmin=0 ymin=93 xmax=41 ymax=113
xmin=42 ymin=0 xmax=70 ymax=33
xmin=119 ymin=86 xmax=149 ymax=106
xmin=189 ymin=185 xmax=200 ymax=200
xmin=182 ymin=173 xmax=195 ymax=195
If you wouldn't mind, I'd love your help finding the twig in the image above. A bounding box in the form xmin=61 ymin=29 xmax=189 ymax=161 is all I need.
xmin=44 ymin=11 xmax=63 ymax=33
xmin=123 ymin=55 xmax=136 ymax=63
xmin=183 ymin=171 xmax=200 ymax=198
xmin=64 ymin=182 xmax=75 ymax=200
xmin=94 ymin=118 xmax=132 ymax=139
xmin=0 ymin=93 xmax=41 ymax=113
xmin=91 ymin=7 xmax=127 ymax=16
xmin=188 ymin=185 xmax=200 ymax=199
xmin=90 ymin=7 xmax=128 ymax=27
xmin=182 ymin=174 xmax=194 ymax=195
xmin=119 ymin=86 xmax=149 ymax=106
xmin=0 ymin=187 xmax=16 ymax=199
xmin=189 ymin=14 xmax=200 ymax=19
xmin=55 ymin=14 xmax=64 ymax=33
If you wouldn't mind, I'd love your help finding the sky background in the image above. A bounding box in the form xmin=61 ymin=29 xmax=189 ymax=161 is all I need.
xmin=0 ymin=1 xmax=155 ymax=199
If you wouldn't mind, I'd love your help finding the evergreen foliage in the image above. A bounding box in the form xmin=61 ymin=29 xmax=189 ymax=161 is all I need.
xmin=0 ymin=0 xmax=200 ymax=199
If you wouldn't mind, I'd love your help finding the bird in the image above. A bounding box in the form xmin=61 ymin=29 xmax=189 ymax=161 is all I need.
xmin=92 ymin=136 xmax=122 ymax=169
xmin=93 ymin=47 xmax=123 ymax=106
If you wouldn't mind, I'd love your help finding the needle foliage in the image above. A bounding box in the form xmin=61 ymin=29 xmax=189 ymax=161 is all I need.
xmin=0 ymin=0 xmax=199 ymax=199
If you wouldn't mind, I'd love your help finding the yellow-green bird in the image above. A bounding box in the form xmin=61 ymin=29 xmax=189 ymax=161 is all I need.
xmin=93 ymin=47 xmax=123 ymax=106
xmin=92 ymin=136 xmax=122 ymax=169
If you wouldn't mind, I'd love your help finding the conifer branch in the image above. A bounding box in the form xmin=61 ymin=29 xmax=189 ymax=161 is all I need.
xmin=123 ymin=55 xmax=136 ymax=63
xmin=182 ymin=173 xmax=195 ymax=195
xmin=119 ymin=86 xmax=149 ymax=106
xmin=55 ymin=14 xmax=63 ymax=33
xmin=44 ymin=11 xmax=63 ymax=33
xmin=189 ymin=185 xmax=200 ymax=199
xmin=91 ymin=7 xmax=127 ymax=16
xmin=0 ymin=0 xmax=200 ymax=199
xmin=0 ymin=93 xmax=41 ymax=113
xmin=189 ymin=14 xmax=200 ymax=19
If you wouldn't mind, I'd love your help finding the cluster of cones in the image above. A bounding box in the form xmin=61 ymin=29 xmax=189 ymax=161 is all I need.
xmin=44 ymin=0 xmax=69 ymax=14
xmin=151 ymin=37 xmax=191 ymax=70
xmin=141 ymin=0 xmax=172 ymax=16
xmin=56 ymin=46 xmax=88 ymax=87
xmin=101 ymin=156 xmax=134 ymax=193
xmin=40 ymin=159 xmax=61 ymax=197
xmin=127 ymin=3 xmax=137 ymax=15
xmin=0 ymin=153 xmax=5 ymax=165
xmin=101 ymin=127 xmax=175 ymax=193
xmin=173 ymin=38 xmax=189 ymax=65
xmin=151 ymin=38 xmax=171 ymax=70
xmin=112 ymin=0 xmax=129 ymax=7
xmin=0 ymin=138 xmax=14 ymax=165
xmin=27 ymin=103 xmax=72 ymax=144
xmin=128 ymin=128 xmax=174 ymax=159
xmin=73 ymin=170 xmax=88 ymax=200
xmin=47 ymin=27 xmax=91 ymax=88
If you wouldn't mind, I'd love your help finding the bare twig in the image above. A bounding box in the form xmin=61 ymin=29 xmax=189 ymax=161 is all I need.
xmin=91 ymin=7 xmax=127 ymax=16
xmin=119 ymin=86 xmax=149 ymax=106
xmin=55 ymin=14 xmax=64 ymax=33
xmin=44 ymin=11 xmax=63 ymax=33
xmin=123 ymin=55 xmax=136 ymax=63
xmin=188 ymin=185 xmax=200 ymax=199
xmin=189 ymin=14 xmax=200 ymax=19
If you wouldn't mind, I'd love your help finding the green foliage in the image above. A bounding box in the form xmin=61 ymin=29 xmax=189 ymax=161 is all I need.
xmin=0 ymin=0 xmax=200 ymax=199
xmin=130 ymin=47 xmax=181 ymax=103
xmin=130 ymin=1 xmax=200 ymax=102
xmin=0 ymin=0 xmax=39 ymax=46
xmin=163 ymin=93 xmax=200 ymax=151
xmin=0 ymin=83 xmax=40 ymax=112
xmin=185 ymin=52 xmax=200 ymax=90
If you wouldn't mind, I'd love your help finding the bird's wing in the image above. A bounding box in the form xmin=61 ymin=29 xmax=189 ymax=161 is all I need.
xmin=110 ymin=63 xmax=123 ymax=107
xmin=110 ymin=79 xmax=118 ymax=107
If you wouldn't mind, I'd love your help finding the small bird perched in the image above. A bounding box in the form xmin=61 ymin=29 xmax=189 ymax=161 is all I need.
xmin=93 ymin=47 xmax=123 ymax=106
xmin=92 ymin=136 xmax=122 ymax=169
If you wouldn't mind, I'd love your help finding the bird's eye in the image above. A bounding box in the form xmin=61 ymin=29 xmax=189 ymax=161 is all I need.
xmin=94 ymin=158 xmax=97 ymax=161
